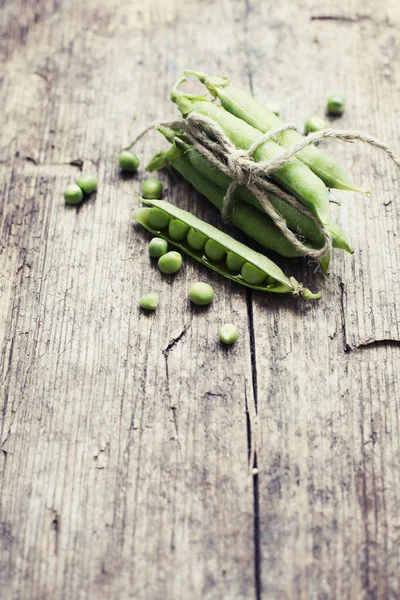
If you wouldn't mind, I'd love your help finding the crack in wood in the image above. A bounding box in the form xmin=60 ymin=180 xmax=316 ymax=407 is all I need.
xmin=311 ymin=14 xmax=373 ymax=23
xmin=51 ymin=510 xmax=60 ymax=556
xmin=162 ymin=326 xmax=189 ymax=357
xmin=22 ymin=156 xmax=84 ymax=170
xmin=244 ymin=386 xmax=252 ymax=465
xmin=246 ymin=286 xmax=261 ymax=600
xmin=340 ymin=282 xmax=352 ymax=353
xmin=242 ymin=1 xmax=262 ymax=593
xmin=354 ymin=339 xmax=400 ymax=351
xmin=340 ymin=284 xmax=400 ymax=353
xmin=252 ymin=454 xmax=262 ymax=600
xmin=24 ymin=156 xmax=38 ymax=165
xmin=162 ymin=325 xmax=190 ymax=445
xmin=246 ymin=292 xmax=258 ymax=414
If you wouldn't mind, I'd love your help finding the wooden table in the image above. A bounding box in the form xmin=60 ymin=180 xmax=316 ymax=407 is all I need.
xmin=1 ymin=1 xmax=399 ymax=598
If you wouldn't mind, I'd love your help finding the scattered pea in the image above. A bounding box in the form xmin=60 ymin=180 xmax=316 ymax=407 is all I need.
xmin=76 ymin=173 xmax=97 ymax=194
xmin=119 ymin=150 xmax=140 ymax=172
xmin=266 ymin=102 xmax=280 ymax=117
xmin=158 ymin=251 xmax=182 ymax=274
xmin=64 ymin=183 xmax=84 ymax=205
xmin=304 ymin=116 xmax=327 ymax=134
xmin=187 ymin=228 xmax=208 ymax=251
xmin=241 ymin=262 xmax=266 ymax=285
xmin=148 ymin=237 xmax=168 ymax=258
xmin=327 ymin=93 xmax=345 ymax=116
xmin=188 ymin=282 xmax=214 ymax=306
xmin=219 ymin=323 xmax=238 ymax=345
xmin=142 ymin=178 xmax=163 ymax=199
xmin=147 ymin=207 xmax=171 ymax=230
xmin=204 ymin=239 xmax=226 ymax=262
xmin=226 ymin=252 xmax=246 ymax=272
xmin=168 ymin=219 xmax=190 ymax=241
xmin=140 ymin=292 xmax=159 ymax=311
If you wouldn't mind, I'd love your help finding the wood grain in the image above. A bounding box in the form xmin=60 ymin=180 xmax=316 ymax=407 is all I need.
xmin=0 ymin=0 xmax=399 ymax=598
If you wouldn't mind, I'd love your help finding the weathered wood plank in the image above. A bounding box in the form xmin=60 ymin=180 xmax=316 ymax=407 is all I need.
xmin=245 ymin=0 xmax=400 ymax=597
xmin=0 ymin=1 xmax=259 ymax=598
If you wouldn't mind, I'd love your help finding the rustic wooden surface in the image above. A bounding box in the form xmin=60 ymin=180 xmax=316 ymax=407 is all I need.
xmin=1 ymin=0 xmax=400 ymax=598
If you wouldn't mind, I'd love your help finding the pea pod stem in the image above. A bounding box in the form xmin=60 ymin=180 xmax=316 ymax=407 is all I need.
xmin=122 ymin=119 xmax=184 ymax=152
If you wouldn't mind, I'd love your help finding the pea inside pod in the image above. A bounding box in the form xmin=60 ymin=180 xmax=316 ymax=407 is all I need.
xmin=147 ymin=208 xmax=171 ymax=229
xmin=187 ymin=228 xmax=208 ymax=251
xmin=169 ymin=219 xmax=190 ymax=241
xmin=133 ymin=198 xmax=321 ymax=299
xmin=241 ymin=263 xmax=267 ymax=285
xmin=204 ymin=239 xmax=226 ymax=262
xmin=226 ymin=252 xmax=246 ymax=272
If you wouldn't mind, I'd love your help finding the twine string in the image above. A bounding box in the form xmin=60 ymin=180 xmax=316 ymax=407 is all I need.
xmin=182 ymin=113 xmax=332 ymax=260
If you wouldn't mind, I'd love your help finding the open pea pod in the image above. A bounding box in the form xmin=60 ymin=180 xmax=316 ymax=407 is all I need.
xmin=133 ymin=199 xmax=321 ymax=300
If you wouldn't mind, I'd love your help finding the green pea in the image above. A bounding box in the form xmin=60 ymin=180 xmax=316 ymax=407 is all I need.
xmin=241 ymin=262 xmax=266 ymax=285
xmin=148 ymin=237 xmax=168 ymax=258
xmin=304 ymin=116 xmax=327 ymax=134
xmin=226 ymin=252 xmax=246 ymax=272
xmin=119 ymin=150 xmax=140 ymax=172
xmin=219 ymin=323 xmax=238 ymax=345
xmin=142 ymin=178 xmax=163 ymax=199
xmin=327 ymin=93 xmax=345 ymax=116
xmin=266 ymin=102 xmax=280 ymax=117
xmin=140 ymin=292 xmax=158 ymax=311
xmin=204 ymin=239 xmax=226 ymax=262
xmin=147 ymin=207 xmax=171 ymax=230
xmin=188 ymin=282 xmax=214 ymax=306
xmin=158 ymin=251 xmax=182 ymax=274
xmin=168 ymin=219 xmax=190 ymax=241
xmin=64 ymin=183 xmax=84 ymax=205
xmin=187 ymin=228 xmax=208 ymax=251
xmin=76 ymin=173 xmax=97 ymax=194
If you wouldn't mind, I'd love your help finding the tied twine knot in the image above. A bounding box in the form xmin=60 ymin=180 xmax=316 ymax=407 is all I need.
xmin=177 ymin=113 xmax=400 ymax=262
xmin=181 ymin=114 xmax=333 ymax=260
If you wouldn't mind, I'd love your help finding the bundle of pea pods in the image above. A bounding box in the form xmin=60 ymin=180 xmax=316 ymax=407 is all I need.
xmin=134 ymin=70 xmax=367 ymax=300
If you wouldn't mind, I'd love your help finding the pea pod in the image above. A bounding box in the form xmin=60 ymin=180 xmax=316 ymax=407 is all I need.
xmin=170 ymin=78 xmax=331 ymax=225
xmin=146 ymin=143 xmax=320 ymax=260
xmin=185 ymin=70 xmax=367 ymax=193
xmin=134 ymin=199 xmax=321 ymax=299
xmin=154 ymin=125 xmax=352 ymax=254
